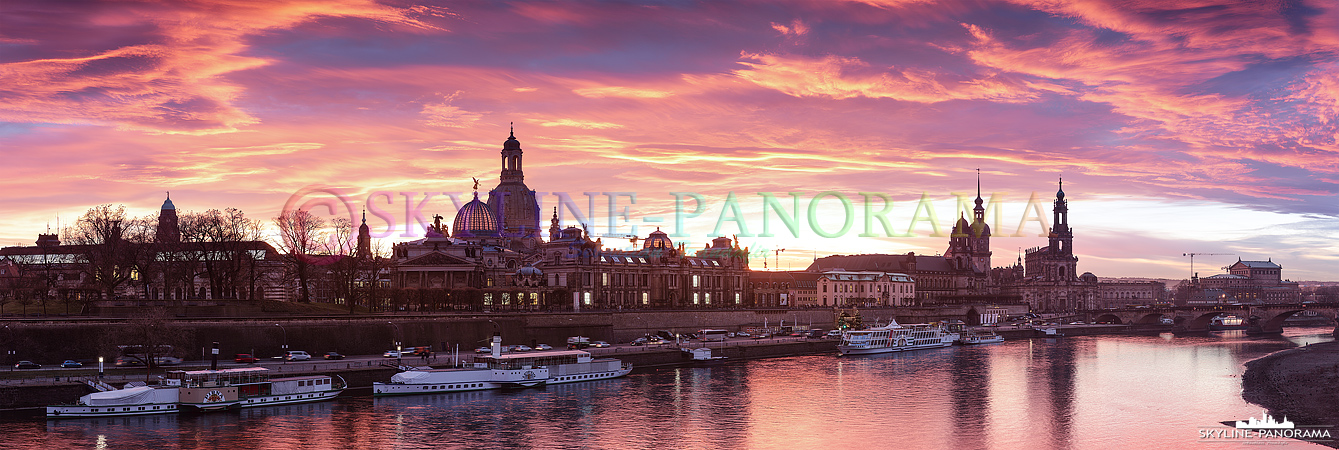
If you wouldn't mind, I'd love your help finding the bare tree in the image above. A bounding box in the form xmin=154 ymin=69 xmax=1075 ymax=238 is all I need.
xmin=274 ymin=210 xmax=329 ymax=303
xmin=65 ymin=205 xmax=139 ymax=304
xmin=182 ymin=208 xmax=264 ymax=300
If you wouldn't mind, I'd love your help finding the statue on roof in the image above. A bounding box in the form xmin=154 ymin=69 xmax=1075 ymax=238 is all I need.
xmin=427 ymin=214 xmax=446 ymax=238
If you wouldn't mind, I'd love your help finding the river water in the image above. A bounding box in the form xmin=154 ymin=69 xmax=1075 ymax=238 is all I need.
xmin=2 ymin=328 xmax=1333 ymax=449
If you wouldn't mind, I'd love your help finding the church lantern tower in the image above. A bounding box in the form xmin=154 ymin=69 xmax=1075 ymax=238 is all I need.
xmin=486 ymin=125 xmax=541 ymax=249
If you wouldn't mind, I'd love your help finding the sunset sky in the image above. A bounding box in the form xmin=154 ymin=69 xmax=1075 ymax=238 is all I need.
xmin=2 ymin=0 xmax=1338 ymax=281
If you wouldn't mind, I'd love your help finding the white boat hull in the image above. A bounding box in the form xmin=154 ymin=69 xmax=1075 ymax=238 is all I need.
xmin=46 ymin=401 xmax=180 ymax=418
xmin=839 ymin=341 xmax=954 ymax=355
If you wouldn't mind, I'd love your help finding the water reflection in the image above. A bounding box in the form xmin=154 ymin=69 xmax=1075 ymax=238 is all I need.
xmin=4 ymin=328 xmax=1334 ymax=449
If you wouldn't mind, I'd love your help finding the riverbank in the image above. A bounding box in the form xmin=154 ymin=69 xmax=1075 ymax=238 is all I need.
xmin=1241 ymin=340 xmax=1339 ymax=436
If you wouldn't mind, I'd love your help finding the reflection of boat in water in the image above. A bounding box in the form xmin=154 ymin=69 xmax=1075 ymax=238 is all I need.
xmin=838 ymin=320 xmax=959 ymax=355
xmin=1210 ymin=315 xmax=1247 ymax=331
xmin=373 ymin=349 xmax=632 ymax=396
xmin=46 ymin=367 xmax=344 ymax=418
xmin=681 ymin=347 xmax=728 ymax=365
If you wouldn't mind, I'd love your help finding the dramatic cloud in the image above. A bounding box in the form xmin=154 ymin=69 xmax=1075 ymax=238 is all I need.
xmin=3 ymin=0 xmax=1339 ymax=279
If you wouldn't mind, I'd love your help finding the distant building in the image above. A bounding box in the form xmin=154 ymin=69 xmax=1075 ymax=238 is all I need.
xmin=995 ymin=180 xmax=1099 ymax=312
xmin=1096 ymin=280 xmax=1166 ymax=308
xmin=0 ymin=195 xmax=287 ymax=310
xmin=1186 ymin=259 xmax=1301 ymax=304
xmin=805 ymin=174 xmax=995 ymax=305
xmin=386 ymin=130 xmax=749 ymax=311
xmin=815 ymin=270 xmax=915 ymax=307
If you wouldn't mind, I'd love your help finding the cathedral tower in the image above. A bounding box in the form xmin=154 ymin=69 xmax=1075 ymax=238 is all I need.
xmin=486 ymin=125 xmax=541 ymax=249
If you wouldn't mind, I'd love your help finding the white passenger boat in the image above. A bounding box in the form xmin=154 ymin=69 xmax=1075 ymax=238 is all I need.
xmin=837 ymin=320 xmax=959 ymax=355
xmin=958 ymin=331 xmax=1005 ymax=345
xmin=46 ymin=367 xmax=344 ymax=418
xmin=373 ymin=349 xmax=632 ymax=396
xmin=46 ymin=383 xmax=181 ymax=418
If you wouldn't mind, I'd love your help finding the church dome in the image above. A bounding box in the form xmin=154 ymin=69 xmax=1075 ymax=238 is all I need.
xmin=643 ymin=228 xmax=673 ymax=250
xmin=161 ymin=197 xmax=176 ymax=211
xmin=503 ymin=130 xmax=521 ymax=150
xmin=453 ymin=193 xmax=499 ymax=237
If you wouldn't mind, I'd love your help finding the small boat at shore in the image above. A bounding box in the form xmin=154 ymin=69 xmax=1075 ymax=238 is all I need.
xmin=1210 ymin=315 xmax=1248 ymax=331
xmin=958 ymin=330 xmax=1004 ymax=345
xmin=681 ymin=347 xmax=728 ymax=365
xmin=373 ymin=349 xmax=631 ymax=396
xmin=838 ymin=320 xmax=959 ymax=355
xmin=46 ymin=367 xmax=344 ymax=419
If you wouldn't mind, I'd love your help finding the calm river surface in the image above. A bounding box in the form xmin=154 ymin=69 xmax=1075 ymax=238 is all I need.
xmin=2 ymin=328 xmax=1333 ymax=449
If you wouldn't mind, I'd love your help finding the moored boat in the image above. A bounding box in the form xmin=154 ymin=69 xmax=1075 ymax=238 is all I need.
xmin=373 ymin=349 xmax=631 ymax=396
xmin=958 ymin=330 xmax=1005 ymax=345
xmin=46 ymin=383 xmax=181 ymax=419
xmin=1210 ymin=315 xmax=1247 ymax=331
xmin=166 ymin=367 xmax=345 ymax=412
xmin=46 ymin=367 xmax=344 ymax=419
xmin=838 ymin=320 xmax=959 ymax=355
xmin=681 ymin=347 xmax=728 ymax=365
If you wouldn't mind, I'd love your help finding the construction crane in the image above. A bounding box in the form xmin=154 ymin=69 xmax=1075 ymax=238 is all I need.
xmin=1183 ymin=252 xmax=1233 ymax=278
xmin=774 ymin=248 xmax=786 ymax=271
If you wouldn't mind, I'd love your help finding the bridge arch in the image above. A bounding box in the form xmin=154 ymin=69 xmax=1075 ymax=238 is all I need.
xmin=1257 ymin=308 xmax=1337 ymax=333
xmin=1184 ymin=312 xmax=1224 ymax=331
xmin=1135 ymin=313 xmax=1168 ymax=324
xmin=1093 ymin=313 xmax=1124 ymax=325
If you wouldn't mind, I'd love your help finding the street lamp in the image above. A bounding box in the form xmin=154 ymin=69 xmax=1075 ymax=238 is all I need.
xmin=274 ymin=323 xmax=287 ymax=362
xmin=98 ymin=356 xmax=104 ymax=378
xmin=388 ymin=322 xmax=401 ymax=365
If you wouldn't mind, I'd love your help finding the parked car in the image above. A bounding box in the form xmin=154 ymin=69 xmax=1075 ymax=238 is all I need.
xmin=284 ymin=351 xmax=311 ymax=361
xmin=234 ymin=353 xmax=258 ymax=363
xmin=14 ymin=360 xmax=40 ymax=370
xmin=60 ymin=360 xmax=83 ymax=368
xmin=826 ymin=329 xmax=843 ymax=338
xmin=735 ymin=331 xmax=751 ymax=338
xmin=323 ymin=352 xmax=345 ymax=360
xmin=592 ymin=341 xmax=611 ymax=348
xmin=383 ymin=350 xmax=403 ymax=358
xmin=509 ymin=345 xmax=532 ymax=352
xmin=534 ymin=344 xmax=553 ymax=351
xmin=474 ymin=346 xmax=491 ymax=354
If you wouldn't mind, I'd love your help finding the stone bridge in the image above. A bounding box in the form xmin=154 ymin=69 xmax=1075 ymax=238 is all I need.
xmin=1078 ymin=303 xmax=1339 ymax=334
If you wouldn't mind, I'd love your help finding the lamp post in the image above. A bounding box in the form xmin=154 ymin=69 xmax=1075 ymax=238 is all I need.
xmin=274 ymin=324 xmax=287 ymax=363
xmin=98 ymin=356 xmax=104 ymax=379
xmin=388 ymin=322 xmax=401 ymax=365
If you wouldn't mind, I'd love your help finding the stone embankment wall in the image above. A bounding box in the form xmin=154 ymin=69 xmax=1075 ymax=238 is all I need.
xmin=2 ymin=310 xmax=853 ymax=363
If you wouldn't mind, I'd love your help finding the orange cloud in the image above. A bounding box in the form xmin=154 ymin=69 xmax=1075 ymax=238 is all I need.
xmin=733 ymin=51 xmax=1038 ymax=103
xmin=0 ymin=0 xmax=442 ymax=134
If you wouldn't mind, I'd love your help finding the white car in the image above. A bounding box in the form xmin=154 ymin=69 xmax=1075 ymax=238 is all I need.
xmin=284 ymin=351 xmax=311 ymax=361
xmin=383 ymin=350 xmax=403 ymax=358
xmin=534 ymin=344 xmax=553 ymax=351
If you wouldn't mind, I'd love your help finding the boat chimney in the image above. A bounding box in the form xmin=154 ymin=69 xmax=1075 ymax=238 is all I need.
xmin=491 ymin=333 xmax=502 ymax=359
xmin=210 ymin=341 xmax=219 ymax=371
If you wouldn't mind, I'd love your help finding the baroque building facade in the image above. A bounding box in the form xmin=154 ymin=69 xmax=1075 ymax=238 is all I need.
xmin=994 ymin=180 xmax=1099 ymax=312
xmin=385 ymin=130 xmax=751 ymax=311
